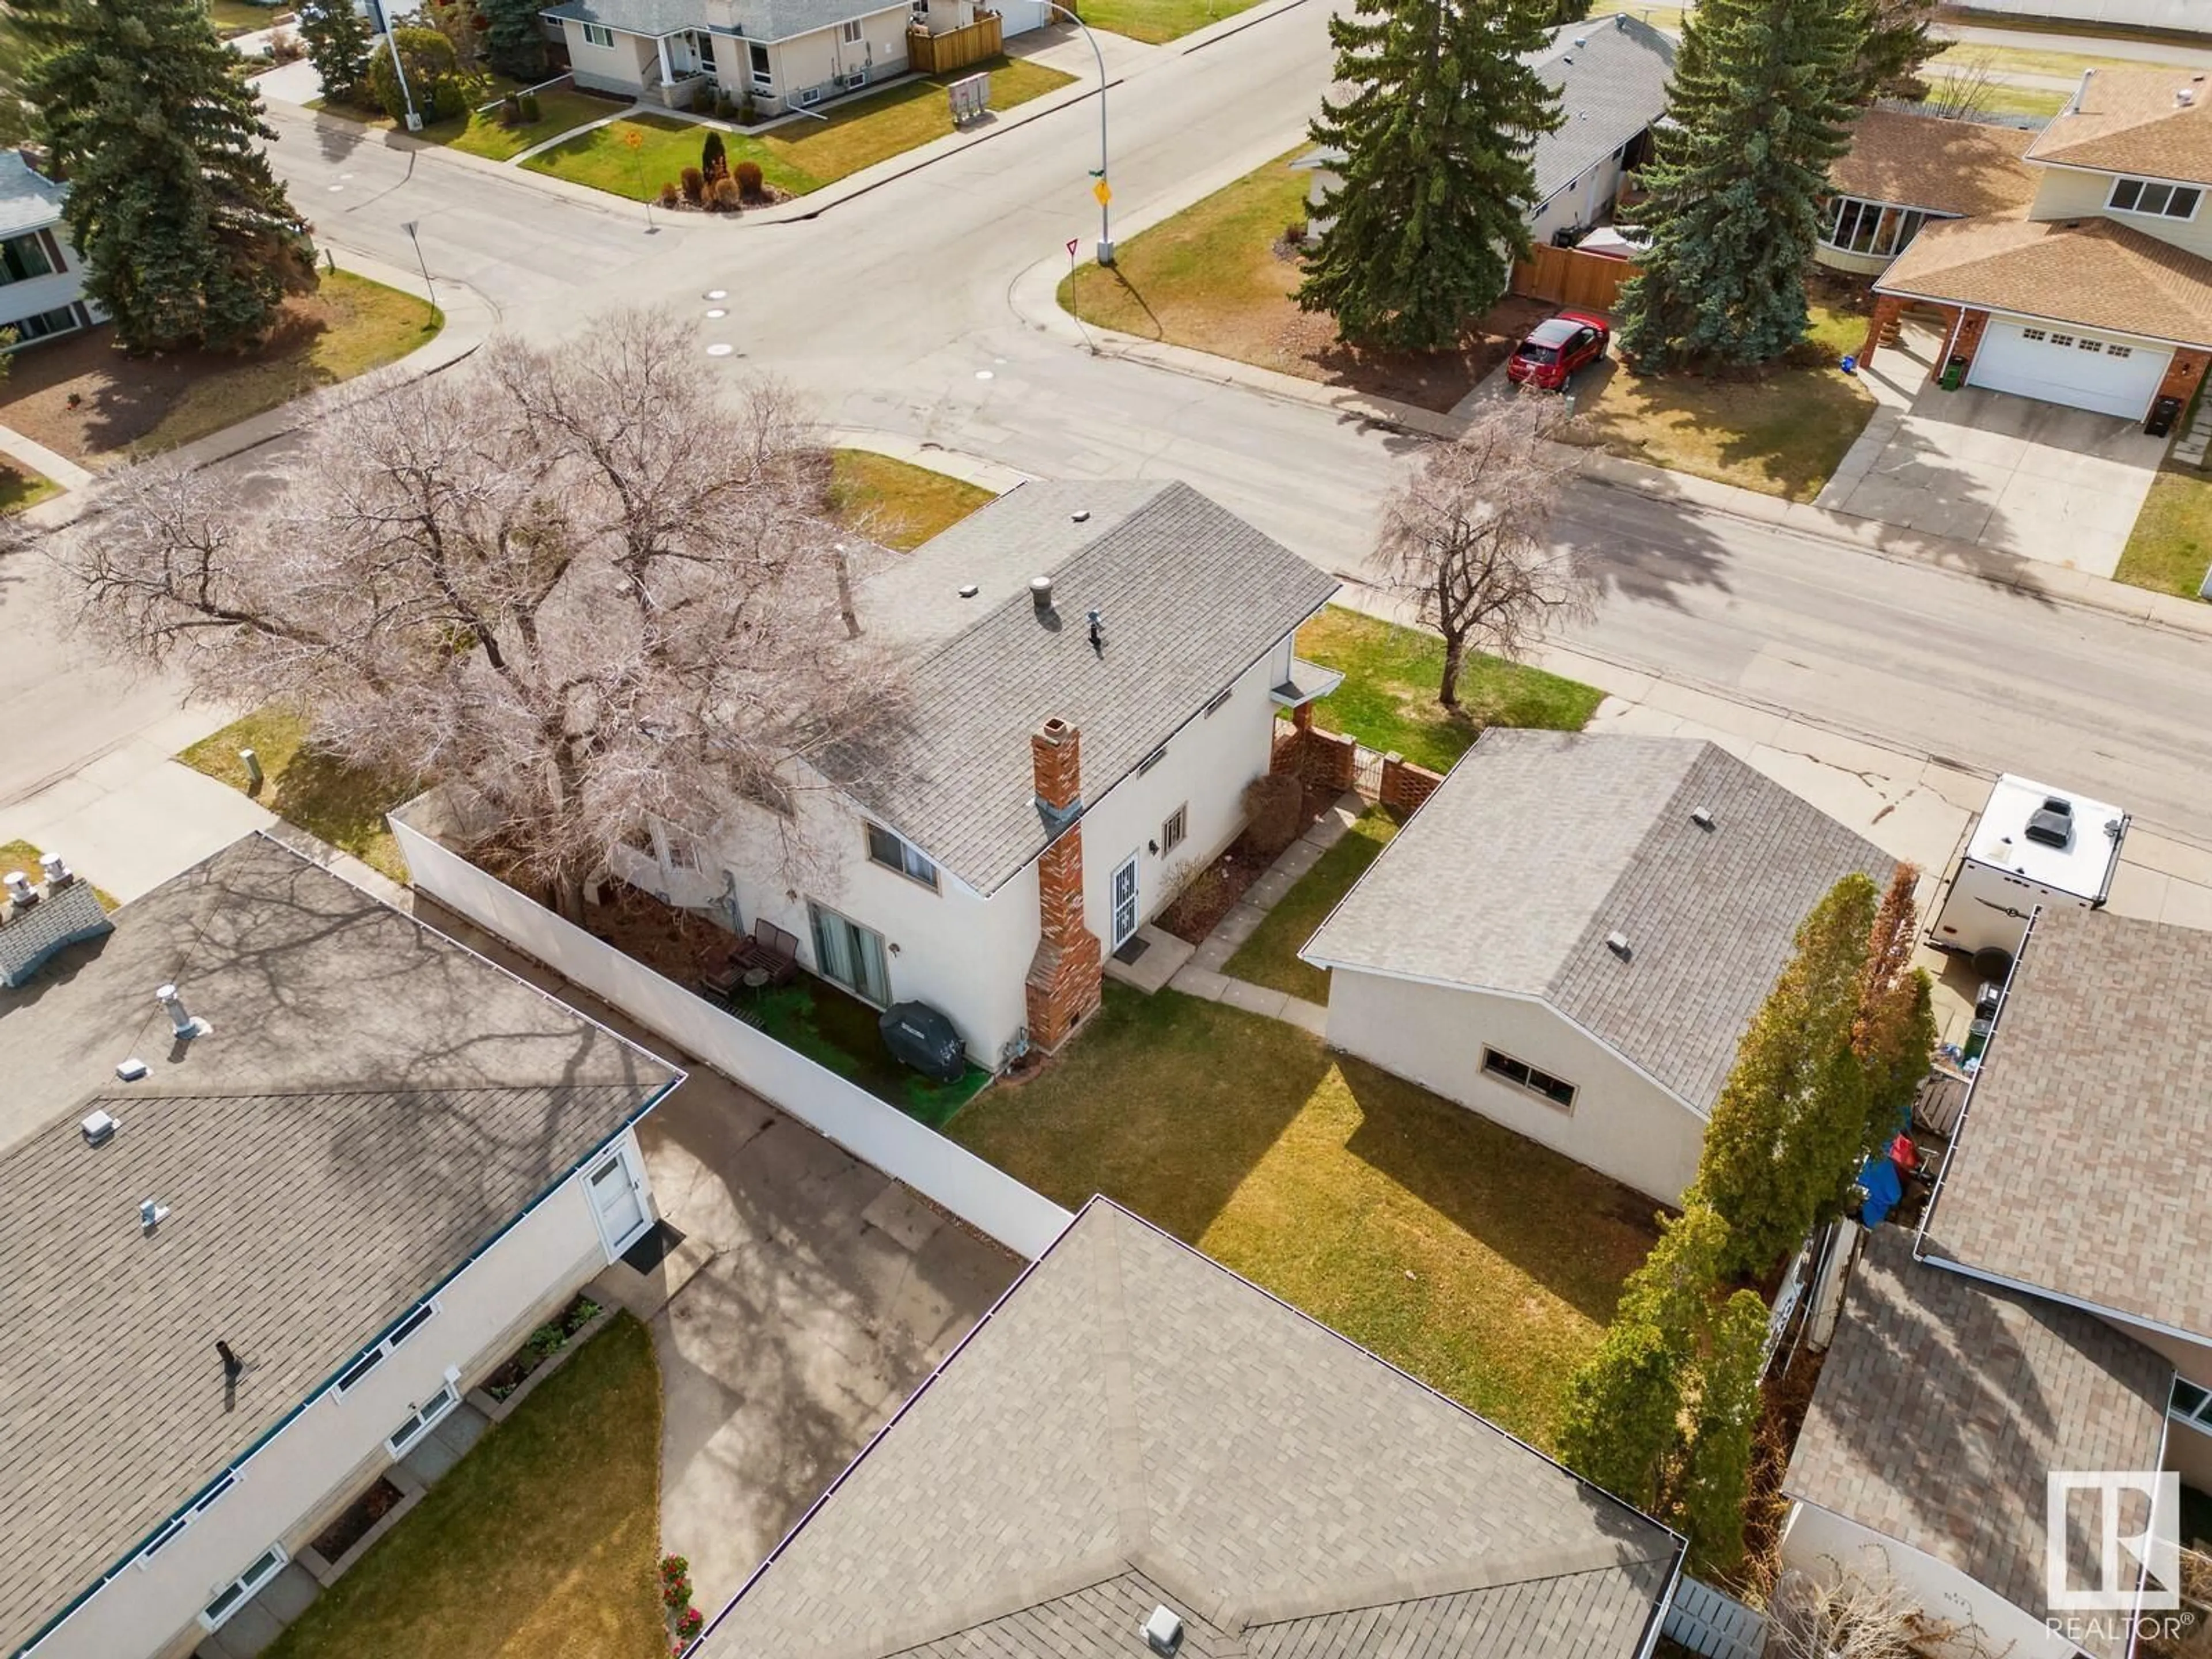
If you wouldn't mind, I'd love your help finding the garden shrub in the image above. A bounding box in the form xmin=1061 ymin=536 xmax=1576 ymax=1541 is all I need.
xmin=658 ymin=180 xmax=680 ymax=207
xmin=517 ymin=88 xmax=540 ymax=121
xmin=700 ymin=128 xmax=728 ymax=182
xmin=1241 ymin=773 xmax=1304 ymax=858
xmin=711 ymin=175 xmax=742 ymax=210
xmin=680 ymin=165 xmax=704 ymax=203
xmin=733 ymin=158 xmax=764 ymax=200
xmin=368 ymin=26 xmax=463 ymax=123
xmin=499 ymin=93 xmax=522 ymax=124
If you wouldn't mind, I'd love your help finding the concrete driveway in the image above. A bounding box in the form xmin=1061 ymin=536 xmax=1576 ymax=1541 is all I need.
xmin=594 ymin=1073 xmax=1020 ymax=1611
xmin=1817 ymin=343 xmax=2169 ymax=577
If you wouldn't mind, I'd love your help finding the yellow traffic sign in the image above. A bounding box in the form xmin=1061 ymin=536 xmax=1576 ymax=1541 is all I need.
xmin=1092 ymin=178 xmax=1112 ymax=206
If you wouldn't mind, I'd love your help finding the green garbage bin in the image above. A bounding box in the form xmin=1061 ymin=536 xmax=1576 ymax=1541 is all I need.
xmin=1939 ymin=357 xmax=1967 ymax=391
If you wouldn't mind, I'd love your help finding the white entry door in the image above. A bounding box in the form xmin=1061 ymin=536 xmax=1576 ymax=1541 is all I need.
xmin=1966 ymin=320 xmax=2170 ymax=419
xmin=1111 ymin=854 xmax=1139 ymax=949
xmin=587 ymin=1145 xmax=650 ymax=1258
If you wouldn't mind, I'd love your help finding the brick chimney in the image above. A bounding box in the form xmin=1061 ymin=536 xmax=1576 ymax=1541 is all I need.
xmin=1024 ymin=719 xmax=1103 ymax=1053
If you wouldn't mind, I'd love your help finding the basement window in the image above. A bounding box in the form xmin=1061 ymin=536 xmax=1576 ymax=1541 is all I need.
xmin=866 ymin=823 xmax=938 ymax=890
xmin=1161 ymin=805 xmax=1187 ymax=854
xmin=2109 ymin=176 xmax=2202 ymax=221
xmin=1482 ymin=1047 xmax=1577 ymax=1111
xmin=387 ymin=1382 xmax=461 ymax=1457
xmin=199 ymin=1546 xmax=288 ymax=1633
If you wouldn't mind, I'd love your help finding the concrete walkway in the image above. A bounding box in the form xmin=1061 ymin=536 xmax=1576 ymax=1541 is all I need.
xmin=0 ymin=424 xmax=93 ymax=491
xmin=1164 ymin=791 xmax=1363 ymax=1036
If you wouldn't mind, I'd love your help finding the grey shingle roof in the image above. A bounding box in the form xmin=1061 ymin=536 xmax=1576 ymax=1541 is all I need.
xmin=1304 ymin=731 xmax=1894 ymax=1111
xmin=541 ymin=0 xmax=904 ymax=41
xmin=0 ymin=151 xmax=67 ymax=240
xmin=0 ymin=834 xmax=680 ymax=1656
xmin=1527 ymin=14 xmax=1675 ymax=209
xmin=1783 ymin=1228 xmax=2171 ymax=1659
xmin=700 ymin=1199 xmax=1682 ymax=1659
xmin=821 ymin=482 xmax=1338 ymax=896
xmin=1922 ymin=906 xmax=2212 ymax=1340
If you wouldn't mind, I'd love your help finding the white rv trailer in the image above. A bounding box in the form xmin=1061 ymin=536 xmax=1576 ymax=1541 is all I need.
xmin=1931 ymin=773 xmax=2128 ymax=961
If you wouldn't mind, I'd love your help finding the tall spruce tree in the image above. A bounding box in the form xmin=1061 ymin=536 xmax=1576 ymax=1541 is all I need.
xmin=482 ymin=0 xmax=547 ymax=81
xmin=1852 ymin=0 xmax=1940 ymax=102
xmin=1297 ymin=0 xmax=1559 ymax=353
xmin=1673 ymin=1289 xmax=1768 ymax=1577
xmin=20 ymin=0 xmax=316 ymax=353
xmin=1615 ymin=0 xmax=1862 ymax=369
xmin=297 ymin=0 xmax=374 ymax=107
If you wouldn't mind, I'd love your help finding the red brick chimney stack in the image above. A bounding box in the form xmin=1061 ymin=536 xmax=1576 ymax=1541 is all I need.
xmin=1024 ymin=719 xmax=1103 ymax=1053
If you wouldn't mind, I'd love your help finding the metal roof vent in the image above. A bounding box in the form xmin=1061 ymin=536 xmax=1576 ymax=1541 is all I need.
xmin=2 ymin=870 xmax=34 ymax=908
xmin=958 ymin=583 xmax=980 ymax=599
xmin=1141 ymin=1607 xmax=1183 ymax=1657
xmin=1031 ymin=575 xmax=1055 ymax=613
xmin=140 ymin=1198 xmax=170 ymax=1232
xmin=1605 ymin=931 xmax=1633 ymax=960
xmin=157 ymin=983 xmax=213 ymax=1041
xmin=38 ymin=852 xmax=73 ymax=889
xmin=2181 ymin=88 xmax=2196 ymax=108
xmin=1691 ymin=806 xmax=1716 ymax=831
xmin=1071 ymin=509 xmax=1090 ymax=524
xmin=116 ymin=1057 xmax=149 ymax=1082
xmin=81 ymin=1109 xmax=118 ymax=1147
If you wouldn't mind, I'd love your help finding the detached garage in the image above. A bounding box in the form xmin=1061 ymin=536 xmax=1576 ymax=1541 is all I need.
xmin=1874 ymin=214 xmax=2212 ymax=425
xmin=1298 ymin=731 xmax=1893 ymax=1205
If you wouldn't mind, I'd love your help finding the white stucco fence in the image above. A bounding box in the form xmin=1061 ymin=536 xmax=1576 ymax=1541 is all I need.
xmin=388 ymin=812 xmax=1073 ymax=1261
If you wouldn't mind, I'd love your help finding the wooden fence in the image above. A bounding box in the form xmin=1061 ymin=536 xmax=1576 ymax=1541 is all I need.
xmin=1510 ymin=244 xmax=1638 ymax=312
xmin=907 ymin=10 xmax=1003 ymax=74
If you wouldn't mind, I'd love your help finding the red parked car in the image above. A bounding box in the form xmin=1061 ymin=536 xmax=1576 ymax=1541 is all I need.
xmin=1506 ymin=311 xmax=1611 ymax=391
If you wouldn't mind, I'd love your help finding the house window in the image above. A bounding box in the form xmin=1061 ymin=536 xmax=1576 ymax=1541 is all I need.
xmin=2173 ymin=1378 xmax=2212 ymax=1435
xmin=749 ymin=40 xmax=772 ymax=89
xmin=137 ymin=1475 xmax=238 ymax=1569
xmin=911 ymin=0 xmax=928 ymax=16
xmin=2050 ymin=334 xmax=2075 ymax=349
xmin=1135 ymin=745 xmax=1166 ymax=776
xmin=1202 ymin=686 xmax=1233 ymax=718
xmin=2108 ymin=344 xmax=2134 ymax=359
xmin=1818 ymin=196 xmax=1928 ymax=260
xmin=2109 ymin=176 xmax=2202 ymax=221
xmin=6 ymin=303 xmax=81 ymax=342
xmin=1481 ymin=1047 xmax=1577 ymax=1111
xmin=0 ymin=230 xmax=55 ymax=285
xmin=809 ymin=901 xmax=891 ymax=1005
xmin=387 ymin=1381 xmax=461 ymax=1457
xmin=2080 ymin=338 xmax=2104 ymax=353
xmin=865 ymin=823 xmax=938 ymax=889
xmin=840 ymin=17 xmax=863 ymax=40
xmin=2020 ymin=327 xmax=2047 ymax=342
xmin=336 ymin=1298 xmax=439 ymax=1396
xmin=199 ymin=1546 xmax=288 ymax=1633
xmin=661 ymin=825 xmax=700 ymax=872
xmin=1161 ymin=806 xmax=1187 ymax=854
xmin=579 ymin=21 xmax=613 ymax=46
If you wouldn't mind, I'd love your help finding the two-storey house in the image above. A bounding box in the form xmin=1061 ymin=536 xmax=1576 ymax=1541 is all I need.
xmin=1839 ymin=70 xmax=2212 ymax=426
xmin=1 ymin=151 xmax=100 ymax=352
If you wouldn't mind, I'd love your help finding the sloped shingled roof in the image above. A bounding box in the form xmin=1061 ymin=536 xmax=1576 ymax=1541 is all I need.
xmin=0 ymin=835 xmax=680 ymax=1656
xmin=1922 ymin=904 xmax=2212 ymax=1341
xmin=2028 ymin=65 xmax=2212 ymax=187
xmin=819 ymin=482 xmax=1337 ymax=896
xmin=700 ymin=1199 xmax=1682 ymax=1659
xmin=1829 ymin=108 xmax=2039 ymax=219
xmin=1304 ymin=730 xmax=1893 ymax=1112
xmin=1875 ymin=212 xmax=2212 ymax=348
xmin=1784 ymin=1228 xmax=2171 ymax=1659
xmin=1526 ymin=14 xmax=1676 ymax=209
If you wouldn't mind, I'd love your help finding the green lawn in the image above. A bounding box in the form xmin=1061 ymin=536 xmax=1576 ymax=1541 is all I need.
xmin=262 ymin=1316 xmax=665 ymax=1659
xmin=828 ymin=449 xmax=996 ymax=551
xmin=1074 ymin=0 xmax=1263 ymax=43
xmin=1296 ymin=605 xmax=1604 ymax=772
xmin=525 ymin=59 xmax=1073 ymax=200
xmin=1224 ymin=805 xmax=1400 ymax=1003
xmin=179 ymin=707 xmax=414 ymax=882
xmin=448 ymin=89 xmax=620 ymax=162
xmin=744 ymin=974 xmax=991 ymax=1127
xmin=2115 ymin=466 xmax=2212 ymax=601
xmin=206 ymin=0 xmax=278 ymax=36
xmin=1564 ymin=303 xmax=1878 ymax=502
xmin=1922 ymin=74 xmax=2069 ymax=119
xmin=0 ymin=462 xmax=58 ymax=513
xmin=949 ymin=988 xmax=1661 ymax=1448
xmin=1928 ymin=37 xmax=2199 ymax=81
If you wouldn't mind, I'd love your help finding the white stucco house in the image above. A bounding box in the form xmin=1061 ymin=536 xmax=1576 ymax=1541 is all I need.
xmin=0 ymin=833 xmax=683 ymax=1659
xmin=542 ymin=0 xmax=1046 ymax=113
xmin=1851 ymin=69 xmax=2212 ymax=426
xmin=1297 ymin=13 xmax=1675 ymax=248
xmin=1300 ymin=730 xmax=1893 ymax=1205
xmin=610 ymin=479 xmax=1339 ymax=1070
xmin=0 ymin=151 xmax=101 ymax=351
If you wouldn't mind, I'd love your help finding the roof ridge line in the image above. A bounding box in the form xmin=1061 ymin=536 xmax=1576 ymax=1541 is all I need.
xmin=1228 ymin=1539 xmax=1684 ymax=1631
xmin=1091 ymin=1206 xmax=1155 ymax=1560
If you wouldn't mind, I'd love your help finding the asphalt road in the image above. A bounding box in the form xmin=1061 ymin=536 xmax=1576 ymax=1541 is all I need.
xmin=10 ymin=1 xmax=2210 ymax=846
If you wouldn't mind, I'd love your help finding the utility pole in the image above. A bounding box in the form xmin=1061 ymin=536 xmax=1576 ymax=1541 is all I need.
xmin=1041 ymin=2 xmax=1112 ymax=265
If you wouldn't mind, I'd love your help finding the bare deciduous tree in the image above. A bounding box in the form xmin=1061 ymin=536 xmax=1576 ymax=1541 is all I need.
xmin=1913 ymin=52 xmax=2002 ymax=122
xmin=1767 ymin=1561 xmax=2006 ymax=1659
xmin=57 ymin=307 xmax=888 ymax=912
xmin=1373 ymin=393 xmax=1594 ymax=710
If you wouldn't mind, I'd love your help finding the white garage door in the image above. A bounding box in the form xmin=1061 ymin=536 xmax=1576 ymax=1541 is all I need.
xmin=1967 ymin=320 xmax=2171 ymax=419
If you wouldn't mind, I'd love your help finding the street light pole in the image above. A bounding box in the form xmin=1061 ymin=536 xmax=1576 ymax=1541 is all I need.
xmin=1041 ymin=1 xmax=1111 ymax=265
xmin=400 ymin=219 xmax=436 ymax=313
xmin=368 ymin=0 xmax=424 ymax=131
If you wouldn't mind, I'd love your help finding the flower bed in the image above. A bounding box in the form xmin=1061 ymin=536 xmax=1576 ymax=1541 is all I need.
xmin=483 ymin=1292 xmax=601 ymax=1403
xmin=309 ymin=1476 xmax=404 ymax=1565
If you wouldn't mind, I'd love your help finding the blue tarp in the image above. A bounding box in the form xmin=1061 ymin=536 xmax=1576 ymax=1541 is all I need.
xmin=1855 ymin=1153 xmax=1903 ymax=1228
